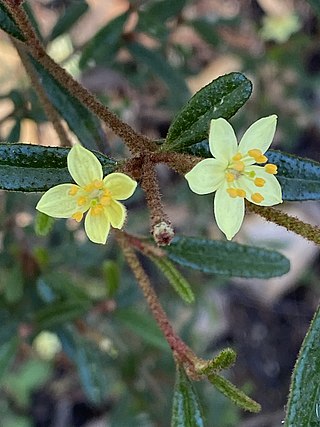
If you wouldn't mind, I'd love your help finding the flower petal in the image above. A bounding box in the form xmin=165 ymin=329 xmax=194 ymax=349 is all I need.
xmin=209 ymin=118 xmax=238 ymax=162
xmin=36 ymin=184 xmax=89 ymax=217
xmin=68 ymin=144 xmax=103 ymax=187
xmin=214 ymin=183 xmax=245 ymax=240
xmin=240 ymin=166 xmax=283 ymax=206
xmin=84 ymin=209 xmax=110 ymax=244
xmin=238 ymin=115 xmax=277 ymax=155
xmin=103 ymin=173 xmax=137 ymax=200
xmin=106 ymin=199 xmax=126 ymax=229
xmin=185 ymin=158 xmax=226 ymax=195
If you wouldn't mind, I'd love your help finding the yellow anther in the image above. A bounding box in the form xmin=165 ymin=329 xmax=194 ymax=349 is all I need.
xmin=100 ymin=195 xmax=111 ymax=206
xmin=254 ymin=177 xmax=266 ymax=187
xmin=265 ymin=163 xmax=278 ymax=174
xmin=232 ymin=160 xmax=245 ymax=172
xmin=225 ymin=172 xmax=235 ymax=182
xmin=227 ymin=188 xmax=238 ymax=198
xmin=248 ymin=149 xmax=262 ymax=158
xmin=255 ymin=154 xmax=268 ymax=164
xmin=91 ymin=204 xmax=104 ymax=216
xmin=72 ymin=211 xmax=83 ymax=222
xmin=251 ymin=193 xmax=264 ymax=203
xmin=77 ymin=196 xmax=88 ymax=206
xmin=68 ymin=185 xmax=79 ymax=196
xmin=93 ymin=179 xmax=104 ymax=189
xmin=232 ymin=152 xmax=242 ymax=161
xmin=84 ymin=183 xmax=94 ymax=193
xmin=236 ymin=189 xmax=246 ymax=198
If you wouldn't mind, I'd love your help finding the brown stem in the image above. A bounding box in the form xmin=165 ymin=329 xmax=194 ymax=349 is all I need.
xmin=247 ymin=203 xmax=320 ymax=245
xmin=116 ymin=230 xmax=199 ymax=376
xmin=3 ymin=1 xmax=155 ymax=154
xmin=13 ymin=39 xmax=72 ymax=147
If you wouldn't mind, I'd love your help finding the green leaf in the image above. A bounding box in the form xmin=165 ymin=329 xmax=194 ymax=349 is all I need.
xmin=127 ymin=41 xmax=190 ymax=109
xmin=0 ymin=336 xmax=19 ymax=382
xmin=150 ymin=256 xmax=195 ymax=303
xmin=4 ymin=265 xmax=24 ymax=304
xmin=49 ymin=1 xmax=88 ymax=41
xmin=115 ymin=308 xmax=169 ymax=351
xmin=0 ymin=143 xmax=116 ymax=192
xmin=34 ymin=212 xmax=55 ymax=236
xmin=28 ymin=56 xmax=104 ymax=150
xmin=0 ymin=3 xmax=25 ymax=41
xmin=197 ymin=348 xmax=237 ymax=375
xmin=284 ymin=305 xmax=320 ymax=426
xmin=171 ymin=365 xmax=205 ymax=427
xmin=188 ymin=19 xmax=220 ymax=47
xmin=267 ymin=150 xmax=320 ymax=201
xmin=79 ymin=11 xmax=129 ymax=69
xmin=165 ymin=236 xmax=290 ymax=278
xmin=208 ymin=374 xmax=261 ymax=413
xmin=58 ymin=326 xmax=109 ymax=404
xmin=164 ymin=72 xmax=252 ymax=151
xmin=34 ymin=300 xmax=91 ymax=329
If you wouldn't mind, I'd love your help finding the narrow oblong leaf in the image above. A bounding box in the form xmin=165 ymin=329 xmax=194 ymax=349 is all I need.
xmin=0 ymin=336 xmax=19 ymax=382
xmin=284 ymin=305 xmax=320 ymax=427
xmin=171 ymin=365 xmax=205 ymax=427
xmin=127 ymin=41 xmax=190 ymax=109
xmin=150 ymin=256 xmax=195 ymax=303
xmin=267 ymin=150 xmax=320 ymax=201
xmin=102 ymin=260 xmax=120 ymax=298
xmin=165 ymin=236 xmax=290 ymax=278
xmin=197 ymin=348 xmax=237 ymax=375
xmin=0 ymin=3 xmax=25 ymax=41
xmin=29 ymin=56 xmax=104 ymax=150
xmin=164 ymin=72 xmax=252 ymax=151
xmin=79 ymin=11 xmax=129 ymax=69
xmin=0 ymin=143 xmax=116 ymax=192
xmin=208 ymin=374 xmax=261 ymax=413
xmin=49 ymin=1 xmax=88 ymax=41
xmin=34 ymin=300 xmax=91 ymax=329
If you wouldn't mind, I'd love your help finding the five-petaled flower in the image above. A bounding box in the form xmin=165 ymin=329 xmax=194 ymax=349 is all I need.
xmin=185 ymin=115 xmax=282 ymax=240
xmin=36 ymin=143 xmax=137 ymax=244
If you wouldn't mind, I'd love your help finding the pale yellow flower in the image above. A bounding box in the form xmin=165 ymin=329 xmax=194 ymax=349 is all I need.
xmin=185 ymin=116 xmax=282 ymax=240
xmin=36 ymin=144 xmax=137 ymax=244
xmin=33 ymin=331 xmax=61 ymax=361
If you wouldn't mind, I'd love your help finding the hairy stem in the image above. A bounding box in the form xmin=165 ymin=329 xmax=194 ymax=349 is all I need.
xmin=248 ymin=204 xmax=320 ymax=245
xmin=3 ymin=1 xmax=154 ymax=154
xmin=116 ymin=230 xmax=198 ymax=376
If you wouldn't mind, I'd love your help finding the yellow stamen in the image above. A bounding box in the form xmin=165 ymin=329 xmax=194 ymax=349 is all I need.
xmin=251 ymin=193 xmax=264 ymax=203
xmin=72 ymin=211 xmax=83 ymax=222
xmin=255 ymin=154 xmax=268 ymax=164
xmin=100 ymin=195 xmax=111 ymax=206
xmin=236 ymin=189 xmax=246 ymax=198
xmin=248 ymin=149 xmax=262 ymax=158
xmin=68 ymin=185 xmax=79 ymax=196
xmin=232 ymin=152 xmax=242 ymax=161
xmin=84 ymin=183 xmax=94 ymax=193
xmin=225 ymin=172 xmax=235 ymax=182
xmin=254 ymin=177 xmax=266 ymax=187
xmin=77 ymin=196 xmax=88 ymax=206
xmin=91 ymin=204 xmax=104 ymax=216
xmin=227 ymin=188 xmax=238 ymax=198
xmin=265 ymin=163 xmax=278 ymax=174
xmin=232 ymin=160 xmax=245 ymax=172
xmin=93 ymin=179 xmax=104 ymax=189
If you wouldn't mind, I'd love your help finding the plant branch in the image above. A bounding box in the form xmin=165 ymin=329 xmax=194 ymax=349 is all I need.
xmin=115 ymin=230 xmax=200 ymax=377
xmin=247 ymin=203 xmax=320 ymax=245
xmin=2 ymin=1 xmax=155 ymax=154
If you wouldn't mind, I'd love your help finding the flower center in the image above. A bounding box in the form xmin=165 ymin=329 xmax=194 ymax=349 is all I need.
xmin=224 ymin=150 xmax=278 ymax=203
xmin=69 ymin=179 xmax=113 ymax=220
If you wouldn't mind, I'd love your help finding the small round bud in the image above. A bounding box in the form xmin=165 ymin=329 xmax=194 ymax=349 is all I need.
xmin=152 ymin=221 xmax=174 ymax=246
